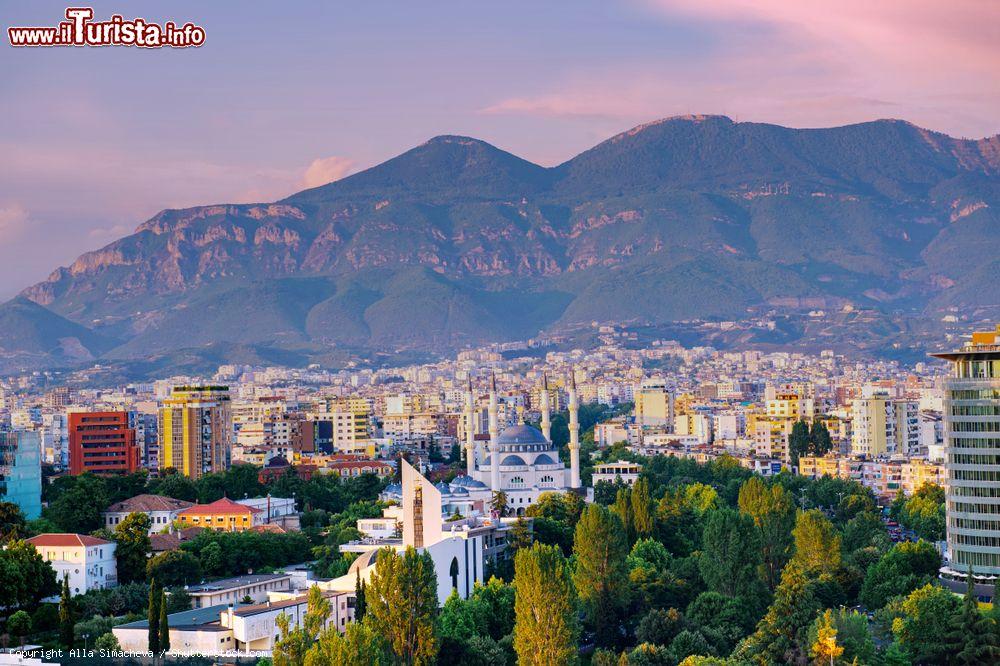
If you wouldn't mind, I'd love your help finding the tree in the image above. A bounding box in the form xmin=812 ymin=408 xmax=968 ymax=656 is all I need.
xmin=471 ymin=576 xmax=515 ymax=640
xmin=636 ymin=608 xmax=684 ymax=647
xmin=669 ymin=630 xmax=714 ymax=664
xmin=366 ymin=547 xmax=439 ymax=665
xmin=630 ymin=478 xmax=655 ymax=539
xmin=94 ymin=632 xmax=121 ymax=651
xmin=611 ymin=487 xmax=634 ymax=544
xmin=683 ymin=483 xmax=719 ymax=515
xmin=573 ymin=503 xmax=630 ymax=647
xmin=514 ymin=542 xmax=579 ymax=665
xmin=892 ymin=583 xmax=960 ymax=664
xmin=113 ymin=512 xmax=152 ymax=584
xmin=304 ymin=621 xmax=392 ymax=666
xmin=699 ymin=508 xmax=762 ymax=598
xmin=159 ymin=588 xmax=171 ymax=653
xmin=738 ymin=477 xmax=795 ymax=590
xmin=508 ymin=516 xmax=533 ymax=554
xmin=45 ymin=474 xmax=109 ymax=533
xmin=146 ymin=550 xmax=202 ymax=587
xmin=804 ymin=607 xmax=875 ymax=665
xmin=354 ymin=570 xmax=366 ymax=622
xmin=809 ymin=610 xmax=844 ymax=666
xmin=790 ymin=509 xmax=841 ymax=574
xmin=0 ymin=540 xmax=58 ymax=609
xmin=789 ymin=420 xmax=811 ymax=466
xmin=0 ymin=502 xmax=27 ymax=543
xmin=275 ymin=585 xmax=330 ymax=666
xmin=733 ymin=564 xmax=822 ymax=664
xmin=491 ymin=491 xmax=509 ymax=517
xmin=810 ymin=421 xmax=833 ymax=457
xmin=59 ymin=574 xmax=74 ymax=649
xmin=7 ymin=610 xmax=31 ymax=648
xmin=148 ymin=577 xmax=161 ymax=655
xmin=859 ymin=540 xmax=940 ymax=610
xmin=948 ymin=569 xmax=1000 ymax=664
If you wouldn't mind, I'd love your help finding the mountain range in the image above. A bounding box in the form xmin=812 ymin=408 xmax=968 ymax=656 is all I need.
xmin=4 ymin=115 xmax=1000 ymax=375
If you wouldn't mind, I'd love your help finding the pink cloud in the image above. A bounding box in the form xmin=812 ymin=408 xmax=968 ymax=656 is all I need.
xmin=301 ymin=156 xmax=356 ymax=189
xmin=483 ymin=0 xmax=1000 ymax=140
xmin=0 ymin=204 xmax=31 ymax=242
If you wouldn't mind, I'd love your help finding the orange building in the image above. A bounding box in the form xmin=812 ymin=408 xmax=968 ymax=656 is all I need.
xmin=176 ymin=497 xmax=262 ymax=532
xmin=68 ymin=411 xmax=140 ymax=476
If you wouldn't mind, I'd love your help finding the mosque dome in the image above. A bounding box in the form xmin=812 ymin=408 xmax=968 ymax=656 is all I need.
xmin=496 ymin=424 xmax=548 ymax=446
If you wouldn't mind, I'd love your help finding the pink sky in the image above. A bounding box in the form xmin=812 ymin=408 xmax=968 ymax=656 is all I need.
xmin=1 ymin=0 xmax=998 ymax=296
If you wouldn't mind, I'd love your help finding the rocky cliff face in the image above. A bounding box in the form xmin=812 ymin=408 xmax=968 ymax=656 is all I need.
xmin=11 ymin=116 xmax=1000 ymax=367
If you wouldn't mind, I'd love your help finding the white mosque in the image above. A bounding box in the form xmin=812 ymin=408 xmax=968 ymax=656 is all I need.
xmin=465 ymin=372 xmax=582 ymax=514
xmin=382 ymin=371 xmax=583 ymax=515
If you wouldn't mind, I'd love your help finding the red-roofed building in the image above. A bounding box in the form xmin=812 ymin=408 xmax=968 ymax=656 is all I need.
xmin=26 ymin=533 xmax=117 ymax=595
xmin=176 ymin=497 xmax=262 ymax=532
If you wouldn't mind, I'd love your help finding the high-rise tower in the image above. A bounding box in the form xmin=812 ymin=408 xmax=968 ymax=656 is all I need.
xmin=933 ymin=326 xmax=1000 ymax=581
xmin=159 ymin=385 xmax=231 ymax=479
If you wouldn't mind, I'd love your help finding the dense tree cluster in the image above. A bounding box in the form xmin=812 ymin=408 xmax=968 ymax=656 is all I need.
xmin=890 ymin=483 xmax=946 ymax=542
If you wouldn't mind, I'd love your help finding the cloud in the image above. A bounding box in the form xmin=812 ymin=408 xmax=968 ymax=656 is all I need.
xmin=482 ymin=0 xmax=1000 ymax=139
xmin=0 ymin=204 xmax=31 ymax=241
xmin=301 ymin=156 xmax=356 ymax=189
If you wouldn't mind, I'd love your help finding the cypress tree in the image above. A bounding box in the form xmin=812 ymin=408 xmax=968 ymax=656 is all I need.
xmin=366 ymin=546 xmax=438 ymax=665
xmin=629 ymin=477 xmax=654 ymax=539
xmin=159 ymin=588 xmax=171 ymax=654
xmin=148 ymin=577 xmax=160 ymax=655
xmin=354 ymin=569 xmax=367 ymax=622
xmin=58 ymin=574 xmax=74 ymax=649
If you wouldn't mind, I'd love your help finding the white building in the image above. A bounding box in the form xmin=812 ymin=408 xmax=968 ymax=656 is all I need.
xmin=592 ymin=460 xmax=641 ymax=486
xmin=103 ymin=494 xmax=194 ymax=534
xmin=26 ymin=533 xmax=117 ymax=595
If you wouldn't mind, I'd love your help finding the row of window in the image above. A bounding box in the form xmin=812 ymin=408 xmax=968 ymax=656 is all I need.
xmin=953 ymin=470 xmax=1000 ymax=481
xmin=946 ymin=437 xmax=1000 ymax=449
xmin=951 ymin=486 xmax=1000 ymax=498
xmin=950 ymin=454 xmax=1000 ymax=465
xmin=951 ymin=422 xmax=1000 ymax=432
xmin=953 ymin=549 xmax=1000 ymax=568
xmin=949 ymin=389 xmax=1000 ymax=400
xmin=952 ymin=405 xmax=1000 ymax=416
xmin=953 ymin=533 xmax=1000 ymax=548
xmin=952 ymin=503 xmax=1000 ymax=518
xmin=952 ymin=517 xmax=1000 ymax=531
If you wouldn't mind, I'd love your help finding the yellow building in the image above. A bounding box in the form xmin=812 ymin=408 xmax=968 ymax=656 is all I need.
xmin=176 ymin=497 xmax=259 ymax=532
xmin=635 ymin=381 xmax=673 ymax=427
xmin=159 ymin=386 xmax=232 ymax=479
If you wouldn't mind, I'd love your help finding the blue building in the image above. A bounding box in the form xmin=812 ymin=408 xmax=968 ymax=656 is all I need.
xmin=0 ymin=431 xmax=42 ymax=520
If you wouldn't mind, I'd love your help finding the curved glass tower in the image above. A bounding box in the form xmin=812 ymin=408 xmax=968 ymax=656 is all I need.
xmin=933 ymin=326 xmax=1000 ymax=579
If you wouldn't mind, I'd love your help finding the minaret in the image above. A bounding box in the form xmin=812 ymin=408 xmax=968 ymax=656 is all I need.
xmin=540 ymin=373 xmax=552 ymax=442
xmin=568 ymin=370 xmax=581 ymax=489
xmin=464 ymin=377 xmax=476 ymax=476
xmin=488 ymin=372 xmax=501 ymax=492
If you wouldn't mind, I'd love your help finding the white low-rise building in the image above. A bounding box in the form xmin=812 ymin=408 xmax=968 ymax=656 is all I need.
xmin=592 ymin=460 xmax=641 ymax=486
xmin=103 ymin=494 xmax=194 ymax=534
xmin=26 ymin=533 xmax=117 ymax=595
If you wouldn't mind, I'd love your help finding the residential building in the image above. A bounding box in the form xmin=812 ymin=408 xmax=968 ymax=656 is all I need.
xmin=103 ymin=494 xmax=194 ymax=534
xmin=0 ymin=430 xmax=42 ymax=519
xmin=932 ymin=326 xmax=1000 ymax=582
xmin=159 ymin=386 xmax=232 ymax=479
xmin=592 ymin=460 xmax=642 ymax=486
xmin=176 ymin=497 xmax=262 ymax=532
xmin=185 ymin=573 xmax=292 ymax=608
xmin=68 ymin=411 xmax=140 ymax=475
xmin=26 ymin=533 xmax=117 ymax=595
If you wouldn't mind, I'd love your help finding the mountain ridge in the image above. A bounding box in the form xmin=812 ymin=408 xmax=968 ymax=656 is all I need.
xmin=9 ymin=115 xmax=1000 ymax=375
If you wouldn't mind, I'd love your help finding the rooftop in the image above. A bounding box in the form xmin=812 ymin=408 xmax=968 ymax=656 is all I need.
xmin=178 ymin=497 xmax=262 ymax=516
xmin=105 ymin=494 xmax=194 ymax=514
xmin=116 ymin=603 xmax=234 ymax=630
xmin=27 ymin=533 xmax=112 ymax=548
xmin=185 ymin=573 xmax=290 ymax=594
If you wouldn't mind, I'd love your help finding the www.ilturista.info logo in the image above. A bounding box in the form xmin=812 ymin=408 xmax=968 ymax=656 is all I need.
xmin=8 ymin=7 xmax=205 ymax=48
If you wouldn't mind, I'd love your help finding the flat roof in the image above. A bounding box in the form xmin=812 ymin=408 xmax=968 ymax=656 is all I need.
xmin=186 ymin=573 xmax=290 ymax=594
xmin=116 ymin=603 xmax=234 ymax=630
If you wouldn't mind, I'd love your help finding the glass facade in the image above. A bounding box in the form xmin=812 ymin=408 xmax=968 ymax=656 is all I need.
xmin=939 ymin=344 xmax=1000 ymax=575
xmin=0 ymin=431 xmax=42 ymax=520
